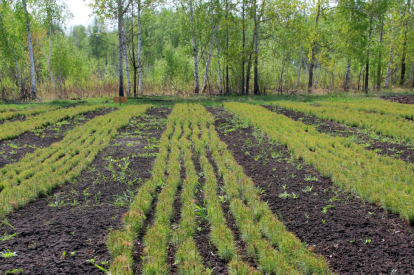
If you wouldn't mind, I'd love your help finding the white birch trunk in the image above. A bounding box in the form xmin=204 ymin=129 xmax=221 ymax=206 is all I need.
xmin=138 ymin=1 xmax=143 ymax=95
xmin=122 ymin=23 xmax=131 ymax=96
xmin=189 ymin=0 xmax=199 ymax=94
xmin=216 ymin=33 xmax=223 ymax=94
xmin=48 ymin=29 xmax=56 ymax=94
xmin=295 ymin=44 xmax=303 ymax=91
xmin=117 ymin=0 xmax=124 ymax=97
xmin=384 ymin=48 xmax=394 ymax=89
xmin=201 ymin=25 xmax=218 ymax=94
xmin=23 ymin=0 xmax=36 ymax=99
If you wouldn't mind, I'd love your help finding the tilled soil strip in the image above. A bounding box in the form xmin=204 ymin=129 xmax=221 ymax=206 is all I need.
xmin=208 ymin=107 xmax=414 ymax=275
xmin=0 ymin=107 xmax=170 ymax=275
xmin=0 ymin=108 xmax=115 ymax=169
xmin=263 ymin=105 xmax=414 ymax=163
xmin=383 ymin=95 xmax=414 ymax=105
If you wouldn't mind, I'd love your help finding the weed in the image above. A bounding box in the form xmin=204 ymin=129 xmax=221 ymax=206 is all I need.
xmin=1 ymin=249 xmax=17 ymax=258
xmin=0 ymin=233 xmax=17 ymax=242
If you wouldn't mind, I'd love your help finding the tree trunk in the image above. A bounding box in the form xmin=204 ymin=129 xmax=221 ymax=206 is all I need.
xmin=225 ymin=0 xmax=229 ymax=94
xmin=137 ymin=0 xmax=143 ymax=95
xmin=376 ymin=19 xmax=384 ymax=90
xmin=308 ymin=0 xmax=321 ymax=94
xmin=295 ymin=44 xmax=303 ymax=91
xmin=22 ymin=0 xmax=36 ymax=99
xmin=216 ymin=30 xmax=223 ymax=94
xmin=122 ymin=23 xmax=131 ymax=96
xmin=202 ymin=24 xmax=218 ymax=93
xmin=241 ymin=0 xmax=245 ymax=95
xmin=189 ymin=0 xmax=199 ymax=94
xmin=344 ymin=60 xmax=351 ymax=91
xmin=357 ymin=66 xmax=364 ymax=92
xmin=400 ymin=30 xmax=407 ymax=86
xmin=131 ymin=4 xmax=137 ymax=97
xmin=384 ymin=48 xmax=393 ymax=89
xmin=400 ymin=0 xmax=410 ymax=86
xmin=278 ymin=55 xmax=286 ymax=94
xmin=118 ymin=0 xmax=124 ymax=97
xmin=253 ymin=1 xmax=259 ymax=95
xmin=246 ymin=52 xmax=252 ymax=95
xmin=47 ymin=28 xmax=56 ymax=95
xmin=364 ymin=14 xmax=373 ymax=94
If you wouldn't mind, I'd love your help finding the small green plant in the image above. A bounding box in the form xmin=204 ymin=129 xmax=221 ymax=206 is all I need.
xmin=0 ymin=233 xmax=17 ymax=242
xmin=195 ymin=205 xmax=208 ymax=221
xmin=4 ymin=269 xmax=23 ymax=274
xmin=87 ymin=259 xmax=110 ymax=274
xmin=321 ymin=205 xmax=335 ymax=214
xmin=83 ymin=188 xmax=91 ymax=204
xmin=304 ymin=175 xmax=318 ymax=182
xmin=364 ymin=238 xmax=372 ymax=245
xmin=302 ymin=185 xmax=314 ymax=193
xmin=1 ymin=249 xmax=17 ymax=258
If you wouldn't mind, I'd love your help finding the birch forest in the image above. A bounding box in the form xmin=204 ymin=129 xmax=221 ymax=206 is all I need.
xmin=0 ymin=0 xmax=413 ymax=100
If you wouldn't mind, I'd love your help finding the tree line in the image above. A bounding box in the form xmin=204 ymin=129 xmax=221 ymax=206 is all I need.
xmin=0 ymin=0 xmax=413 ymax=100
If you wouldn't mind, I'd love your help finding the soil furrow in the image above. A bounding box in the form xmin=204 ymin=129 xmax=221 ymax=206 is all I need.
xmin=0 ymin=107 xmax=170 ymax=275
xmin=383 ymin=95 xmax=414 ymax=105
xmin=208 ymin=106 xmax=414 ymax=275
xmin=0 ymin=108 xmax=115 ymax=169
xmin=263 ymin=105 xmax=414 ymax=163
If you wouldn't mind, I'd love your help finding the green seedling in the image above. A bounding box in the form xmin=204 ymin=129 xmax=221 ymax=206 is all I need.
xmin=87 ymin=259 xmax=110 ymax=274
xmin=321 ymin=205 xmax=335 ymax=214
xmin=1 ymin=249 xmax=17 ymax=258
xmin=1 ymin=219 xmax=14 ymax=229
xmin=0 ymin=233 xmax=17 ymax=242
xmin=195 ymin=205 xmax=208 ymax=221
xmin=5 ymin=269 xmax=23 ymax=274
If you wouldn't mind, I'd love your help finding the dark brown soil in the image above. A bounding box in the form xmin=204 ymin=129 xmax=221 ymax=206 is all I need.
xmin=0 ymin=108 xmax=115 ymax=169
xmin=263 ymin=105 xmax=414 ymax=163
xmin=383 ymin=95 xmax=414 ymax=104
xmin=208 ymin=107 xmax=414 ymax=275
xmin=0 ymin=107 xmax=170 ymax=275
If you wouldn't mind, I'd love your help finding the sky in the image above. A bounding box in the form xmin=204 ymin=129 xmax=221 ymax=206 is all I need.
xmin=66 ymin=0 xmax=94 ymax=28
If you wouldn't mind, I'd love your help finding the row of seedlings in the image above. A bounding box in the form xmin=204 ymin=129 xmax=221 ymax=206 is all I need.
xmin=0 ymin=105 xmax=104 ymax=141
xmin=177 ymin=104 xmax=257 ymax=274
xmin=195 ymin=104 xmax=332 ymax=275
xmin=140 ymin=107 xmax=184 ymax=274
xmin=190 ymin=104 xmax=260 ymax=274
xmin=171 ymin=109 xmax=206 ymax=273
xmin=317 ymin=99 xmax=414 ymax=120
xmin=272 ymin=101 xmax=414 ymax=143
xmin=0 ymin=105 xmax=152 ymax=218
xmin=107 ymin=105 xmax=178 ymax=274
xmin=225 ymin=102 xmax=414 ymax=223
xmin=0 ymin=105 xmax=59 ymax=122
